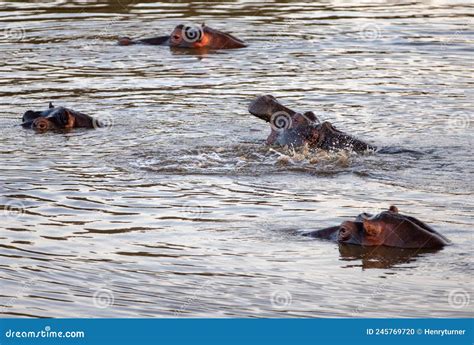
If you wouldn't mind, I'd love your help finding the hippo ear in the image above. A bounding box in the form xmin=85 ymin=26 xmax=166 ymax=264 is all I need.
xmin=53 ymin=108 xmax=75 ymax=128
xmin=49 ymin=102 xmax=54 ymax=109
xmin=63 ymin=110 xmax=75 ymax=129
xmin=363 ymin=221 xmax=382 ymax=238
xmin=389 ymin=205 xmax=399 ymax=213
xmin=302 ymin=111 xmax=320 ymax=124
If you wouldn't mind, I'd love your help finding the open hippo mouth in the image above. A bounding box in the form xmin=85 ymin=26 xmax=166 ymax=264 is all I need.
xmin=248 ymin=95 xmax=376 ymax=153
xmin=248 ymin=95 xmax=297 ymax=123
xmin=248 ymin=95 xmax=321 ymax=147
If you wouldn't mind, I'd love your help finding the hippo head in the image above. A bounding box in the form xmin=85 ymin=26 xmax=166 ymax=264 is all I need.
xmin=306 ymin=206 xmax=449 ymax=249
xmin=22 ymin=103 xmax=76 ymax=132
xmin=169 ymin=24 xmax=206 ymax=48
xmin=337 ymin=221 xmax=368 ymax=245
xmin=248 ymin=95 xmax=320 ymax=147
xmin=118 ymin=24 xmax=246 ymax=49
xmin=337 ymin=206 xmax=407 ymax=247
xmin=358 ymin=206 xmax=448 ymax=249
xmin=265 ymin=113 xmax=320 ymax=147
xmin=248 ymin=95 xmax=376 ymax=152
xmin=168 ymin=24 xmax=246 ymax=50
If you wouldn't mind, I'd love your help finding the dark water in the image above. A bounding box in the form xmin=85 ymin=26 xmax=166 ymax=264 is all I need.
xmin=0 ymin=0 xmax=472 ymax=317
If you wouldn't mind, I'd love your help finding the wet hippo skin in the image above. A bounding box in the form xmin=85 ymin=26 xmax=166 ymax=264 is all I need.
xmin=248 ymin=95 xmax=375 ymax=153
xmin=118 ymin=24 xmax=247 ymax=50
xmin=21 ymin=103 xmax=99 ymax=132
xmin=304 ymin=206 xmax=451 ymax=249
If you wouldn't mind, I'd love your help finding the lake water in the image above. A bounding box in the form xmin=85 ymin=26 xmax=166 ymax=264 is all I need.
xmin=0 ymin=0 xmax=472 ymax=318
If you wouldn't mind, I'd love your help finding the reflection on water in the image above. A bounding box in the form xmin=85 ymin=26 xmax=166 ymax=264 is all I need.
xmin=338 ymin=245 xmax=443 ymax=270
xmin=0 ymin=0 xmax=472 ymax=318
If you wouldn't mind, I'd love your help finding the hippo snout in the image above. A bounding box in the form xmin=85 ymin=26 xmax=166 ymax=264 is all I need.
xmin=118 ymin=37 xmax=133 ymax=46
xmin=32 ymin=117 xmax=51 ymax=132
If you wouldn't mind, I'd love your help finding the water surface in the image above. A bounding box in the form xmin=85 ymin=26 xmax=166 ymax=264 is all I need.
xmin=0 ymin=0 xmax=472 ymax=317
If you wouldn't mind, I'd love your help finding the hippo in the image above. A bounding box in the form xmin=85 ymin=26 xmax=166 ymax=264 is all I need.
xmin=248 ymin=95 xmax=375 ymax=153
xmin=304 ymin=206 xmax=450 ymax=249
xmin=21 ymin=103 xmax=99 ymax=132
xmin=118 ymin=24 xmax=247 ymax=50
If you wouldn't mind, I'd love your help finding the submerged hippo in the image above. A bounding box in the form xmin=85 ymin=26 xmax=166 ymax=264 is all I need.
xmin=118 ymin=24 xmax=247 ymax=50
xmin=304 ymin=206 xmax=450 ymax=249
xmin=21 ymin=103 xmax=99 ymax=132
xmin=248 ymin=95 xmax=375 ymax=153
